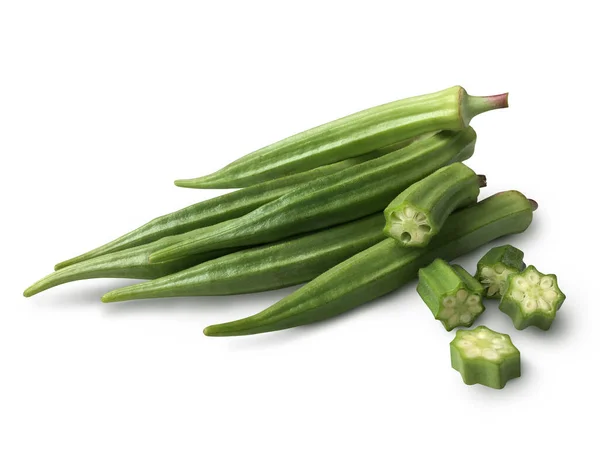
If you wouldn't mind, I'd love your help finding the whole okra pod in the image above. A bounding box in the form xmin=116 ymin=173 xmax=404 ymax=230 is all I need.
xmin=176 ymin=86 xmax=507 ymax=188
xmin=150 ymin=128 xmax=477 ymax=264
xmin=204 ymin=191 xmax=536 ymax=336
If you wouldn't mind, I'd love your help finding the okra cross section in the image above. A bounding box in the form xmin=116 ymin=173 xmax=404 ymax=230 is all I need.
xmin=417 ymin=259 xmax=485 ymax=331
xmin=499 ymin=265 xmax=565 ymax=330
xmin=476 ymin=245 xmax=525 ymax=298
xmin=450 ymin=326 xmax=521 ymax=389
xmin=383 ymin=162 xmax=483 ymax=247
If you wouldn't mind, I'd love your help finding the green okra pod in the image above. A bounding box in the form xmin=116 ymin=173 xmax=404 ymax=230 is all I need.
xmin=150 ymin=128 xmax=477 ymax=264
xmin=176 ymin=86 xmax=507 ymax=188
xmin=54 ymin=147 xmax=400 ymax=270
xmin=101 ymin=214 xmax=385 ymax=303
xmin=204 ymin=190 xmax=536 ymax=337
xmin=417 ymin=259 xmax=485 ymax=331
xmin=450 ymin=326 xmax=521 ymax=389
xmin=23 ymin=221 xmax=242 ymax=297
xmin=383 ymin=162 xmax=484 ymax=247
xmin=499 ymin=265 xmax=566 ymax=330
xmin=476 ymin=245 xmax=526 ymax=298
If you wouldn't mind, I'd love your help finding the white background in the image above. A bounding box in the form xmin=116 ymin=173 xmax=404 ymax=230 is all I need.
xmin=1 ymin=1 xmax=598 ymax=449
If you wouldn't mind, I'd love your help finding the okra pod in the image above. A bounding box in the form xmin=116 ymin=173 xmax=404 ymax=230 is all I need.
xmin=23 ymin=222 xmax=241 ymax=297
xmin=417 ymin=259 xmax=485 ymax=331
xmin=176 ymin=86 xmax=507 ymax=188
xmin=450 ymin=326 xmax=521 ymax=389
xmin=54 ymin=147 xmax=398 ymax=270
xmin=204 ymin=190 xmax=536 ymax=337
xmin=101 ymin=214 xmax=385 ymax=302
xmin=150 ymin=128 xmax=477 ymax=264
xmin=383 ymin=162 xmax=483 ymax=247
xmin=499 ymin=265 xmax=565 ymax=330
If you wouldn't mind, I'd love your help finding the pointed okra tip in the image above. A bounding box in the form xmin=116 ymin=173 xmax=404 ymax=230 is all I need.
xmin=499 ymin=265 xmax=565 ymax=330
xmin=450 ymin=326 xmax=521 ymax=389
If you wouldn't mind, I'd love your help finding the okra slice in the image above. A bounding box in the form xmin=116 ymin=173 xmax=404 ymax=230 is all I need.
xmin=450 ymin=326 xmax=521 ymax=389
xmin=383 ymin=163 xmax=484 ymax=247
xmin=417 ymin=259 xmax=485 ymax=331
xmin=476 ymin=245 xmax=525 ymax=298
xmin=499 ymin=265 xmax=565 ymax=330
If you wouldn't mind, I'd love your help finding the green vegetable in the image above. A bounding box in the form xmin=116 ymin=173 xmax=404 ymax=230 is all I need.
xmin=54 ymin=147 xmax=399 ymax=270
xmin=476 ymin=245 xmax=525 ymax=298
xmin=204 ymin=190 xmax=536 ymax=337
xmin=150 ymin=128 xmax=477 ymax=264
xmin=499 ymin=265 xmax=565 ymax=330
xmin=450 ymin=326 xmax=520 ymax=389
xmin=417 ymin=259 xmax=485 ymax=331
xmin=383 ymin=162 xmax=483 ymax=247
xmin=176 ymin=86 xmax=508 ymax=188
xmin=101 ymin=214 xmax=385 ymax=303
xmin=23 ymin=221 xmax=242 ymax=297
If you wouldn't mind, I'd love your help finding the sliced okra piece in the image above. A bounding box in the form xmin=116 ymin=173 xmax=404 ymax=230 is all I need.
xmin=476 ymin=245 xmax=525 ymax=299
xmin=499 ymin=265 xmax=565 ymax=330
xmin=450 ymin=326 xmax=521 ymax=389
xmin=417 ymin=259 xmax=485 ymax=331
xmin=383 ymin=162 xmax=484 ymax=247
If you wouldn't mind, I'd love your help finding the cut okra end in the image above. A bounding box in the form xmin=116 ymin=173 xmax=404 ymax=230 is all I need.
xmin=438 ymin=289 xmax=485 ymax=331
xmin=385 ymin=205 xmax=434 ymax=247
xmin=417 ymin=259 xmax=485 ymax=331
xmin=450 ymin=326 xmax=520 ymax=389
xmin=499 ymin=265 xmax=565 ymax=330
xmin=476 ymin=245 xmax=525 ymax=299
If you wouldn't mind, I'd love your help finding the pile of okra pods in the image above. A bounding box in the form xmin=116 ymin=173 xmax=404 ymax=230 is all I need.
xmin=25 ymin=85 xmax=565 ymax=389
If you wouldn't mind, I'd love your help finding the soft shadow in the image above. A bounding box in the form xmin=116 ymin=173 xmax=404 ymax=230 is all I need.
xmin=222 ymin=281 xmax=419 ymax=350
xmin=28 ymin=279 xmax=135 ymax=308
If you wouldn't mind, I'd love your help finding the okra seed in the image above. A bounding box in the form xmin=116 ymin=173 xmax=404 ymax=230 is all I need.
xmin=443 ymin=297 xmax=456 ymax=307
xmin=483 ymin=348 xmax=500 ymax=361
xmin=460 ymin=313 xmax=472 ymax=323
xmin=481 ymin=267 xmax=495 ymax=277
xmin=494 ymin=263 xmax=505 ymax=274
xmin=527 ymin=272 xmax=540 ymax=284
xmin=540 ymin=277 xmax=554 ymax=289
xmin=456 ymin=289 xmax=468 ymax=301
xmin=404 ymin=207 xmax=415 ymax=218
xmin=543 ymin=290 xmax=558 ymax=301
xmin=524 ymin=300 xmax=537 ymax=311
xmin=414 ymin=212 xmax=427 ymax=222
xmin=418 ymin=224 xmax=431 ymax=233
xmin=392 ymin=211 xmax=404 ymax=221
xmin=467 ymin=295 xmax=479 ymax=305
xmin=464 ymin=347 xmax=482 ymax=358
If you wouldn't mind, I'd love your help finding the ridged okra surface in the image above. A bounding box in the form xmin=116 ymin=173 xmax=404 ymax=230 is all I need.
xmin=450 ymin=326 xmax=520 ymax=389
xmin=417 ymin=259 xmax=485 ymax=330
xmin=499 ymin=265 xmax=565 ymax=330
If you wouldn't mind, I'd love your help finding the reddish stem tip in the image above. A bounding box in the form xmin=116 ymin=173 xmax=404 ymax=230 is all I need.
xmin=529 ymin=199 xmax=539 ymax=211
xmin=485 ymin=93 xmax=509 ymax=109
